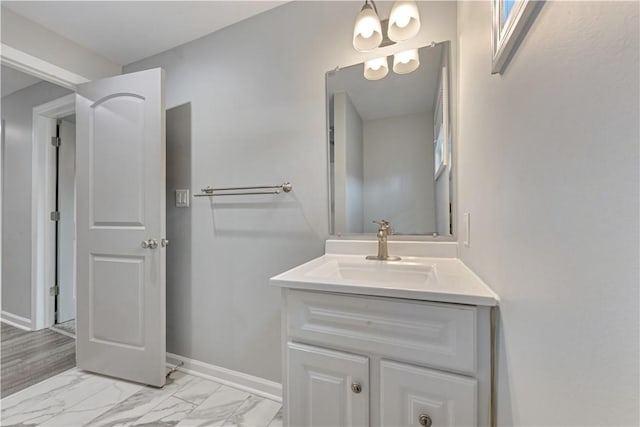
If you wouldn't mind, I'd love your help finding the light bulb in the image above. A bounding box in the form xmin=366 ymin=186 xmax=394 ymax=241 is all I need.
xmin=353 ymin=3 xmax=383 ymax=52
xmin=393 ymin=49 xmax=420 ymax=74
xmin=359 ymin=18 xmax=376 ymax=38
xmin=388 ymin=1 xmax=421 ymax=42
xmin=364 ymin=57 xmax=389 ymax=80
xmin=395 ymin=14 xmax=411 ymax=28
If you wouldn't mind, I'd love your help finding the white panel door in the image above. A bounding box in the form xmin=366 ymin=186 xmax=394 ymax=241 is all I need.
xmin=287 ymin=342 xmax=369 ymax=427
xmin=76 ymin=68 xmax=166 ymax=387
xmin=58 ymin=119 xmax=76 ymax=323
xmin=380 ymin=360 xmax=477 ymax=427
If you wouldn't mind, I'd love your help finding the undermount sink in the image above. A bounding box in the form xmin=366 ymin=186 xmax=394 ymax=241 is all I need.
xmin=305 ymin=258 xmax=436 ymax=289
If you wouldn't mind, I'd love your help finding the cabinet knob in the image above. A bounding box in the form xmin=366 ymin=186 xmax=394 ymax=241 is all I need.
xmin=351 ymin=382 xmax=362 ymax=394
xmin=418 ymin=414 xmax=432 ymax=427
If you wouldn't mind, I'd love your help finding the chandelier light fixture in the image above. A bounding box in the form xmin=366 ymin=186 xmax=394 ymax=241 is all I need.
xmin=352 ymin=0 xmax=422 ymax=80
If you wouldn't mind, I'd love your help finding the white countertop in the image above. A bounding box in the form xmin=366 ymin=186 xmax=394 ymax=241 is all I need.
xmin=270 ymin=252 xmax=499 ymax=307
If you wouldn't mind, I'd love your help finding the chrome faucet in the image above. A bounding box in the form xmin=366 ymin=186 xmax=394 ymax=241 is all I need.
xmin=366 ymin=220 xmax=401 ymax=261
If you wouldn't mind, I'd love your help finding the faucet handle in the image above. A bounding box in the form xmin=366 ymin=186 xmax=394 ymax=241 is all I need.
xmin=372 ymin=220 xmax=393 ymax=234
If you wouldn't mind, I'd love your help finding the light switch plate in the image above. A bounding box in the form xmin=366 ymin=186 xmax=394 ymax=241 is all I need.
xmin=175 ymin=189 xmax=190 ymax=207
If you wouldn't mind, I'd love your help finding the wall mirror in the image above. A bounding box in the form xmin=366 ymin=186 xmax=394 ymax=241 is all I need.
xmin=327 ymin=41 xmax=453 ymax=237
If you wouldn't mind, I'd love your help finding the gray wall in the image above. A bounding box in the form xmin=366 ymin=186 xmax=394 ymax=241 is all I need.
xmin=165 ymin=103 xmax=193 ymax=357
xmin=363 ymin=112 xmax=435 ymax=234
xmin=457 ymin=1 xmax=639 ymax=425
xmin=1 ymin=81 xmax=71 ymax=319
xmin=125 ymin=1 xmax=458 ymax=382
xmin=333 ymin=91 xmax=364 ymax=233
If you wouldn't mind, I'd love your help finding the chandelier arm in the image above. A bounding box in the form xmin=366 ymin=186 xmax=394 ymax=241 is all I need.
xmin=368 ymin=0 xmax=379 ymax=16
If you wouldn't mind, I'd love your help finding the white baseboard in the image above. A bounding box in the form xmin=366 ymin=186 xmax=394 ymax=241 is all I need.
xmin=1 ymin=311 xmax=33 ymax=331
xmin=166 ymin=352 xmax=282 ymax=403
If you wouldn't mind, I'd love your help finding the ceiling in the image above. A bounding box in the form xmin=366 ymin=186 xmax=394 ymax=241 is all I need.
xmin=2 ymin=1 xmax=286 ymax=65
xmin=2 ymin=65 xmax=42 ymax=97
xmin=327 ymin=43 xmax=444 ymax=121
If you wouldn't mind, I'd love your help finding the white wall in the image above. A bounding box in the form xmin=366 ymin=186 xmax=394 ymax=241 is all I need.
xmin=334 ymin=91 xmax=364 ymax=233
xmin=363 ymin=112 xmax=435 ymax=234
xmin=1 ymin=7 xmax=121 ymax=80
xmin=457 ymin=1 xmax=639 ymax=425
xmin=125 ymin=1 xmax=458 ymax=383
xmin=1 ymin=81 xmax=71 ymax=319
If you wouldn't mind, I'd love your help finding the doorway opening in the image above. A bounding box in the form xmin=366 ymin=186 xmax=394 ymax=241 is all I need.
xmin=30 ymin=93 xmax=76 ymax=331
xmin=50 ymin=114 xmax=76 ymax=337
xmin=1 ymin=68 xmax=78 ymax=396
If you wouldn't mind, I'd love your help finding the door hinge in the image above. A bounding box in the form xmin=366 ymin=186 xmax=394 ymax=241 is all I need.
xmin=50 ymin=211 xmax=60 ymax=221
xmin=49 ymin=285 xmax=59 ymax=296
xmin=51 ymin=136 xmax=61 ymax=147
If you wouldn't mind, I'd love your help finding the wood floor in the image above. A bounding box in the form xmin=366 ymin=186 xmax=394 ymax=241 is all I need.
xmin=1 ymin=322 xmax=76 ymax=397
xmin=50 ymin=319 xmax=77 ymax=337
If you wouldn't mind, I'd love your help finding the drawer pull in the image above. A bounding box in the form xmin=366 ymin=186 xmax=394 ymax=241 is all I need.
xmin=351 ymin=382 xmax=362 ymax=394
xmin=419 ymin=414 xmax=432 ymax=427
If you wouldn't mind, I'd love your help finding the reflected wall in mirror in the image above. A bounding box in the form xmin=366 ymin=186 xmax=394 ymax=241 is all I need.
xmin=328 ymin=41 xmax=452 ymax=236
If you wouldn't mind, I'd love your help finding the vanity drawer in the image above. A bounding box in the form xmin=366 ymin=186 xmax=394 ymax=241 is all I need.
xmin=286 ymin=290 xmax=477 ymax=374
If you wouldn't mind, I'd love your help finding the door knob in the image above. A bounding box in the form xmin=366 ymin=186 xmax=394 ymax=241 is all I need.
xmin=418 ymin=414 xmax=432 ymax=427
xmin=351 ymin=383 xmax=362 ymax=394
xmin=141 ymin=239 xmax=158 ymax=249
xmin=161 ymin=238 xmax=169 ymax=247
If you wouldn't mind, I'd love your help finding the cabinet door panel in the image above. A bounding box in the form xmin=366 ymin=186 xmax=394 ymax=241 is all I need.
xmin=380 ymin=360 xmax=477 ymax=427
xmin=287 ymin=342 xmax=369 ymax=427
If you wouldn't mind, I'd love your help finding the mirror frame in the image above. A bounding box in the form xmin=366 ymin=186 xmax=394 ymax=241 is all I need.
xmin=325 ymin=41 xmax=456 ymax=241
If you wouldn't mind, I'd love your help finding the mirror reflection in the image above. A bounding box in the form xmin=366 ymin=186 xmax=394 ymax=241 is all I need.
xmin=328 ymin=41 xmax=452 ymax=236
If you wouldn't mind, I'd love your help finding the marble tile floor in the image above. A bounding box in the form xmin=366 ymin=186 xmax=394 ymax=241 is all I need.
xmin=0 ymin=368 xmax=282 ymax=427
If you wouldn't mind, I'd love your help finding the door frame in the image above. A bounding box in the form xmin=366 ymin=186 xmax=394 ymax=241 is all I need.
xmin=1 ymin=45 xmax=86 ymax=330
xmin=1 ymin=43 xmax=88 ymax=90
xmin=31 ymin=94 xmax=76 ymax=330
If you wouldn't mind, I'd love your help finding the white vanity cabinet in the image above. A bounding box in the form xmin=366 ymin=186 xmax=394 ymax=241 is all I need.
xmin=281 ymin=289 xmax=495 ymax=427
